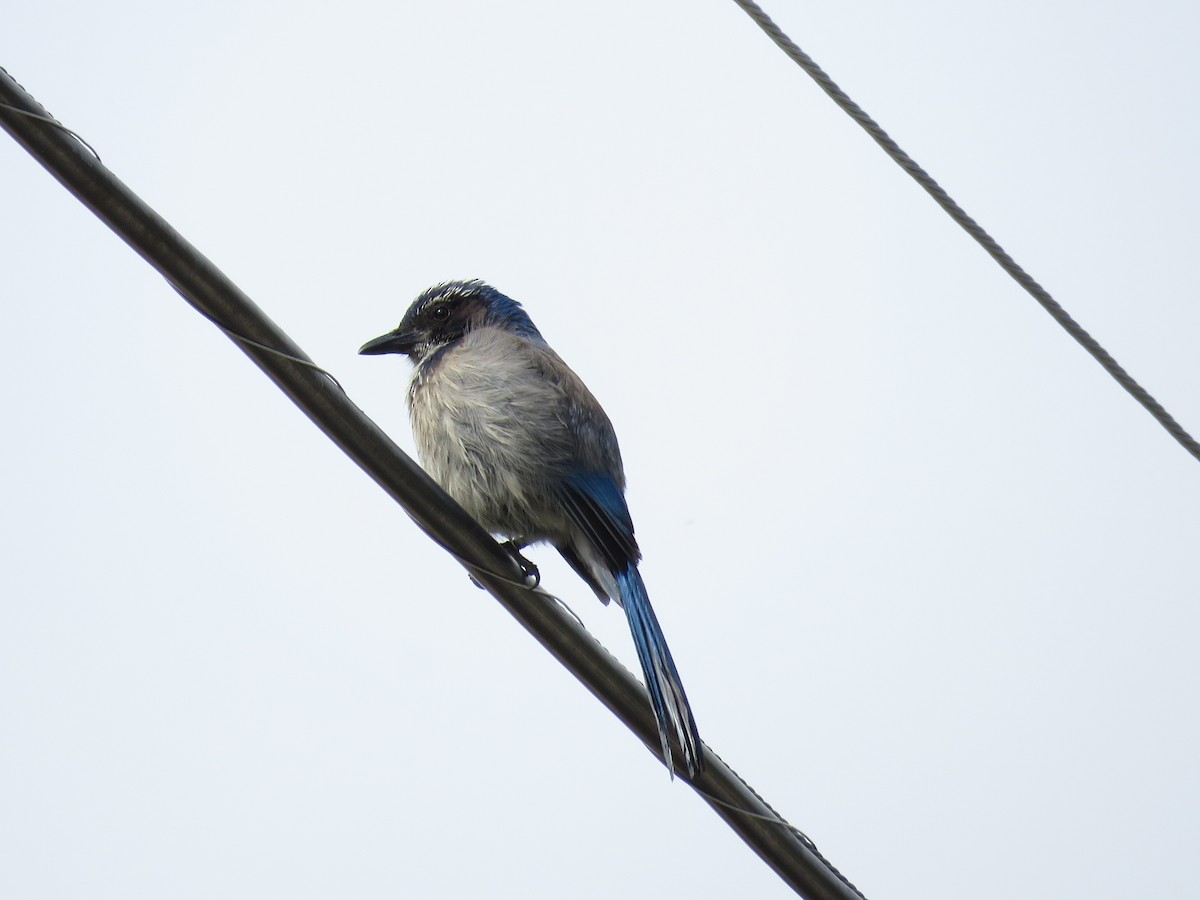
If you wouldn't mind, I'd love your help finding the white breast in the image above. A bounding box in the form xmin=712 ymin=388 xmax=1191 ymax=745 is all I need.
xmin=406 ymin=328 xmax=575 ymax=538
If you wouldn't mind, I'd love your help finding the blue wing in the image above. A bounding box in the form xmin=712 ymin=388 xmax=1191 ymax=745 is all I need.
xmin=557 ymin=473 xmax=703 ymax=777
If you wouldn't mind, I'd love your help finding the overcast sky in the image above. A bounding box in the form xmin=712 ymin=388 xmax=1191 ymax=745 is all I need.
xmin=3 ymin=2 xmax=1198 ymax=898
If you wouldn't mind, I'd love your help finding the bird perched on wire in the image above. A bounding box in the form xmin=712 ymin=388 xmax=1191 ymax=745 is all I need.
xmin=360 ymin=279 xmax=703 ymax=777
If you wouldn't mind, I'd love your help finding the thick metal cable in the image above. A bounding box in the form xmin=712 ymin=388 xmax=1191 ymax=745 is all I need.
xmin=0 ymin=66 xmax=864 ymax=900
xmin=731 ymin=0 xmax=1200 ymax=463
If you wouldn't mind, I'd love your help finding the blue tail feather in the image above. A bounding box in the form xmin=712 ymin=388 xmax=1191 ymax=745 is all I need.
xmin=616 ymin=566 xmax=703 ymax=778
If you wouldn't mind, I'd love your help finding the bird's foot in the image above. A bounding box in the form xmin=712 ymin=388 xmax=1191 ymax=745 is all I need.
xmin=501 ymin=539 xmax=541 ymax=589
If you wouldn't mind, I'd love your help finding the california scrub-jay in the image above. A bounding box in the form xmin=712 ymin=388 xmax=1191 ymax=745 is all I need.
xmin=360 ymin=280 xmax=703 ymax=777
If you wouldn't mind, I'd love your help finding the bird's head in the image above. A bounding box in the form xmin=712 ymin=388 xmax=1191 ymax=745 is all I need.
xmin=359 ymin=279 xmax=542 ymax=363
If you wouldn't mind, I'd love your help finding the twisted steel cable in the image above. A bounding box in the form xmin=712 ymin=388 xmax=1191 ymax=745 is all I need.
xmin=731 ymin=0 xmax=1200 ymax=463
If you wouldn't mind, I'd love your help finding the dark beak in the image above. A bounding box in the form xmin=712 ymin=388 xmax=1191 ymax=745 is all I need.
xmin=359 ymin=328 xmax=417 ymax=356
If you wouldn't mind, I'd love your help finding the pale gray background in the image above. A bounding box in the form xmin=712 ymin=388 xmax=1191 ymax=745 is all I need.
xmin=2 ymin=2 xmax=1198 ymax=898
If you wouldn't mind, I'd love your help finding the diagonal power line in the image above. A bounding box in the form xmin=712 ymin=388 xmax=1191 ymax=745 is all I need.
xmin=731 ymin=0 xmax=1200 ymax=464
xmin=0 ymin=67 xmax=863 ymax=900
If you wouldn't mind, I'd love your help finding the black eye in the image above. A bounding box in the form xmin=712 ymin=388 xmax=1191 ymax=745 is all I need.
xmin=430 ymin=304 xmax=451 ymax=320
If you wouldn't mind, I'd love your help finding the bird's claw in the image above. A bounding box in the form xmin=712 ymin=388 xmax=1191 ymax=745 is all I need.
xmin=520 ymin=561 xmax=541 ymax=589
xmin=502 ymin=540 xmax=541 ymax=589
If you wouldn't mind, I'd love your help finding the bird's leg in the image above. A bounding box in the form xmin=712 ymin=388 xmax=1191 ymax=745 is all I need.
xmin=466 ymin=538 xmax=541 ymax=589
xmin=501 ymin=537 xmax=541 ymax=588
